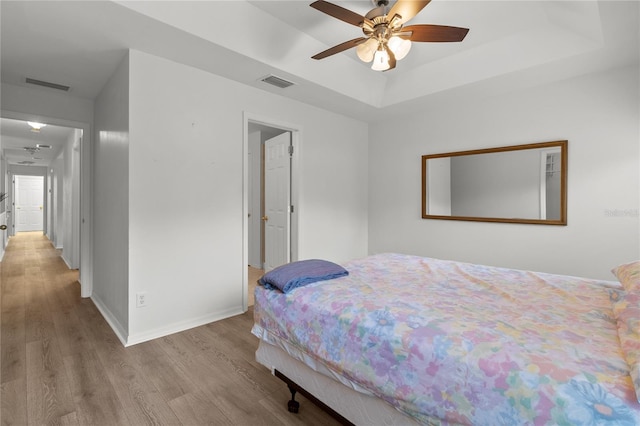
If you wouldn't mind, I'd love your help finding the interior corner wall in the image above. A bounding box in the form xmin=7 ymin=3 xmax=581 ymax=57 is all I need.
xmin=61 ymin=129 xmax=81 ymax=269
xmin=50 ymin=157 xmax=65 ymax=249
xmin=92 ymin=52 xmax=130 ymax=342
xmin=368 ymin=65 xmax=640 ymax=280
xmin=46 ymin=167 xmax=53 ymax=242
xmin=127 ymin=49 xmax=368 ymax=343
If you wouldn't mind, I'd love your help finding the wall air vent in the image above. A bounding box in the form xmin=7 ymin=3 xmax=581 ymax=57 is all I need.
xmin=260 ymin=75 xmax=295 ymax=89
xmin=25 ymin=77 xmax=70 ymax=92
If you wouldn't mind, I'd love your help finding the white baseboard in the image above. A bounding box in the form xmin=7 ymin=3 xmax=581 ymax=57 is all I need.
xmin=61 ymin=254 xmax=72 ymax=269
xmin=90 ymin=294 xmax=128 ymax=346
xmin=125 ymin=307 xmax=244 ymax=347
xmin=92 ymin=295 xmax=245 ymax=348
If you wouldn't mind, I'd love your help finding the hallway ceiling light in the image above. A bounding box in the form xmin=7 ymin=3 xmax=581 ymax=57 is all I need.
xmin=36 ymin=144 xmax=52 ymax=149
xmin=27 ymin=121 xmax=47 ymax=132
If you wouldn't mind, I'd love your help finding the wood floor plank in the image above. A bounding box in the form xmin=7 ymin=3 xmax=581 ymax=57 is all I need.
xmin=101 ymin=359 xmax=181 ymax=426
xmin=167 ymin=388 xmax=234 ymax=426
xmin=62 ymin=349 xmax=130 ymax=425
xmin=1 ymin=329 xmax=26 ymax=384
xmin=135 ymin=351 xmax=198 ymax=402
xmin=50 ymin=306 xmax=94 ymax=357
xmin=205 ymin=387 xmax=285 ymax=425
xmin=1 ymin=378 xmax=28 ymax=425
xmin=25 ymin=338 xmax=76 ymax=425
xmin=24 ymin=275 xmax=56 ymax=344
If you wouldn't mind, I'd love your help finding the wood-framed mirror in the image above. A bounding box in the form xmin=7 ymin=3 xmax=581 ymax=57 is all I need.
xmin=422 ymin=140 xmax=567 ymax=225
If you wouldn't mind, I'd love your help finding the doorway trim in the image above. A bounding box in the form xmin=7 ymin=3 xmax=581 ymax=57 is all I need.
xmin=1 ymin=109 xmax=93 ymax=298
xmin=243 ymin=112 xmax=300 ymax=311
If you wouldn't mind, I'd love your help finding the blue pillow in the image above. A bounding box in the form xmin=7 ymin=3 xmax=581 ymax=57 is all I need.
xmin=258 ymin=259 xmax=348 ymax=293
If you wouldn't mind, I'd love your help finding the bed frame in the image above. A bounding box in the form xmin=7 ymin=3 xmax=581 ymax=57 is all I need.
xmin=256 ymin=340 xmax=418 ymax=425
xmin=274 ymin=369 xmax=354 ymax=425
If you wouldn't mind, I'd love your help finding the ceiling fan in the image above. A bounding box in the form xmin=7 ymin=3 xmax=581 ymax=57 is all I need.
xmin=310 ymin=0 xmax=469 ymax=71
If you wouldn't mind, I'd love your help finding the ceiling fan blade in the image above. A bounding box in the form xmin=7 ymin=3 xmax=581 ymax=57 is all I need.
xmin=310 ymin=0 xmax=366 ymax=27
xmin=312 ymin=37 xmax=367 ymax=60
xmin=387 ymin=0 xmax=431 ymax=25
xmin=402 ymin=24 xmax=469 ymax=42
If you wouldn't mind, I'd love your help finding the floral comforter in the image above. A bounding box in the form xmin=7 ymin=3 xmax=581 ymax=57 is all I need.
xmin=252 ymin=253 xmax=640 ymax=425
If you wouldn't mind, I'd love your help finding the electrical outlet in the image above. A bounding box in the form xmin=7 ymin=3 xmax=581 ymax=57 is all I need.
xmin=136 ymin=292 xmax=148 ymax=308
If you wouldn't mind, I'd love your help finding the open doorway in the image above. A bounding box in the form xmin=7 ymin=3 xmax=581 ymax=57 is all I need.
xmin=0 ymin=113 xmax=91 ymax=296
xmin=244 ymin=114 xmax=300 ymax=309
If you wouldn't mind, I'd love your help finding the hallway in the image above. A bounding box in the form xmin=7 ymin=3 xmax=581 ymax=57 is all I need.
xmin=0 ymin=232 xmax=336 ymax=425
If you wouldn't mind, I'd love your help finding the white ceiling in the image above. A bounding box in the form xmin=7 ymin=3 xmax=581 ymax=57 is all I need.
xmin=1 ymin=1 xmax=638 ymax=165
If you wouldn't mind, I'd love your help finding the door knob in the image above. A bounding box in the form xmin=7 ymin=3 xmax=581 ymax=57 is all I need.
xmin=0 ymin=225 xmax=7 ymax=230
xmin=262 ymin=216 xmax=269 ymax=221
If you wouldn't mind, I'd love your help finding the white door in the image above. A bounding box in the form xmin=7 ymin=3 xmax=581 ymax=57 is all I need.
xmin=15 ymin=175 xmax=44 ymax=232
xmin=263 ymin=132 xmax=291 ymax=271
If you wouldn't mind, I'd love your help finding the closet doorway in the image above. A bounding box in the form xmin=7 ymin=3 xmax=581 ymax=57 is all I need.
xmin=244 ymin=115 xmax=300 ymax=308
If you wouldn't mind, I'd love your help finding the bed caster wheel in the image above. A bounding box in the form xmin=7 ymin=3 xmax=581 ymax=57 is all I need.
xmin=287 ymin=399 xmax=300 ymax=413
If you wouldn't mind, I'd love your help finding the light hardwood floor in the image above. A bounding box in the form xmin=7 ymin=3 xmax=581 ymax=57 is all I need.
xmin=0 ymin=232 xmax=339 ymax=425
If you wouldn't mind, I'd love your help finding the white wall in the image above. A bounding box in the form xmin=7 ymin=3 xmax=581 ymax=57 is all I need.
xmin=61 ymin=129 xmax=81 ymax=268
xmin=92 ymin=53 xmax=130 ymax=341
xmin=127 ymin=49 xmax=368 ymax=343
xmin=50 ymin=157 xmax=65 ymax=248
xmin=369 ymin=65 xmax=639 ymax=280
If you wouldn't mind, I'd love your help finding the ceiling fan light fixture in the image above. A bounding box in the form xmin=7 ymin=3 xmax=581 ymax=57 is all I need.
xmin=310 ymin=0 xmax=469 ymax=72
xmin=27 ymin=121 xmax=47 ymax=132
xmin=388 ymin=36 xmax=411 ymax=60
xmin=356 ymin=38 xmax=378 ymax=62
xmin=371 ymin=47 xmax=391 ymax=71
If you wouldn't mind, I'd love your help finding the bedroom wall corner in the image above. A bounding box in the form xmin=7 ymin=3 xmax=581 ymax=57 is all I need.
xmin=93 ymin=51 xmax=130 ymax=337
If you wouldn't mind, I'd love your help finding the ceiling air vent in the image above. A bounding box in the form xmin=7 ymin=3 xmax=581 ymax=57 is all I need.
xmin=25 ymin=77 xmax=70 ymax=92
xmin=260 ymin=75 xmax=295 ymax=89
xmin=17 ymin=161 xmax=35 ymax=165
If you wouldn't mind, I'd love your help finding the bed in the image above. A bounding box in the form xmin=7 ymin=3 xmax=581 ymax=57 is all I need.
xmin=251 ymin=253 xmax=640 ymax=425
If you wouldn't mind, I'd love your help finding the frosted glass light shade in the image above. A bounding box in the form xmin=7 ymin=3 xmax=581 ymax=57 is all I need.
xmin=356 ymin=38 xmax=378 ymax=63
xmin=27 ymin=121 xmax=47 ymax=130
xmin=371 ymin=49 xmax=390 ymax=71
xmin=388 ymin=36 xmax=411 ymax=60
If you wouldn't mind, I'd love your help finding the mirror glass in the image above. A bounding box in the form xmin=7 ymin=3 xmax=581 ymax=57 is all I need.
xmin=422 ymin=141 xmax=567 ymax=225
